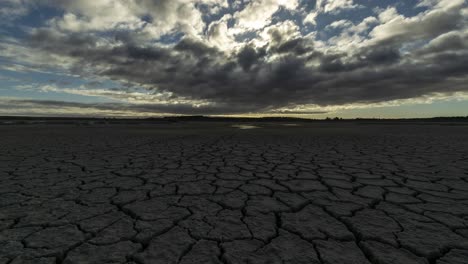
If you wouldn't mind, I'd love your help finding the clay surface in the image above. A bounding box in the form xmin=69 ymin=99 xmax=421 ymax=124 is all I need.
xmin=1 ymin=122 xmax=467 ymax=263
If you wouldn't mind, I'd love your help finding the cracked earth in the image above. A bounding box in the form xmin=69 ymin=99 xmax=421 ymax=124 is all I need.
xmin=1 ymin=122 xmax=468 ymax=264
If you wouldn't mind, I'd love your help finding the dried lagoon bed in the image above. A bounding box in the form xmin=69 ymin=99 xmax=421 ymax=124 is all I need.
xmin=1 ymin=121 xmax=468 ymax=263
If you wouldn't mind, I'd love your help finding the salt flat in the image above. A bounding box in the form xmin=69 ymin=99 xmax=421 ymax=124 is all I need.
xmin=1 ymin=122 xmax=468 ymax=264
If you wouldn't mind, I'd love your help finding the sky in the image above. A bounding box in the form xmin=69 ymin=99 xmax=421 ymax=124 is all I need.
xmin=0 ymin=0 xmax=467 ymax=118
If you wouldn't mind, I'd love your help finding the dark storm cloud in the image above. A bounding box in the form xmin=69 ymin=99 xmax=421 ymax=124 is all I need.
xmin=274 ymin=38 xmax=310 ymax=55
xmin=18 ymin=1 xmax=468 ymax=114
xmin=236 ymin=45 xmax=267 ymax=71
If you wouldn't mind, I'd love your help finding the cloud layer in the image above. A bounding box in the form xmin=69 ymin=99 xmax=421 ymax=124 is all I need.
xmin=0 ymin=0 xmax=467 ymax=115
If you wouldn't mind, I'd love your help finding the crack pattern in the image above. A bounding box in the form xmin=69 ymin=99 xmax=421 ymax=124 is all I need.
xmin=1 ymin=123 xmax=468 ymax=264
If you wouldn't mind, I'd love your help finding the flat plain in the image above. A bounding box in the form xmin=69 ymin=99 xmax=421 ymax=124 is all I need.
xmin=1 ymin=122 xmax=468 ymax=264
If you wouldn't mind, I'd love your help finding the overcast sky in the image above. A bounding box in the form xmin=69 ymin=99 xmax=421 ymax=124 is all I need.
xmin=0 ymin=0 xmax=467 ymax=117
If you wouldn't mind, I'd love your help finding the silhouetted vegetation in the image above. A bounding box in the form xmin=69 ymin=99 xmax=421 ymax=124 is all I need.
xmin=1 ymin=115 xmax=468 ymax=125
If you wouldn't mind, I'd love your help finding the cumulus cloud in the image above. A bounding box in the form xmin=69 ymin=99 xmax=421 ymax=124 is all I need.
xmin=326 ymin=19 xmax=353 ymax=30
xmin=370 ymin=2 xmax=465 ymax=43
xmin=304 ymin=0 xmax=362 ymax=25
xmin=234 ymin=0 xmax=299 ymax=30
xmin=0 ymin=0 xmax=467 ymax=115
xmin=321 ymin=0 xmax=361 ymax=14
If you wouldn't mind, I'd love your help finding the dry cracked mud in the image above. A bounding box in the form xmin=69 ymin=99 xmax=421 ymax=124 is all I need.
xmin=1 ymin=122 xmax=468 ymax=264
